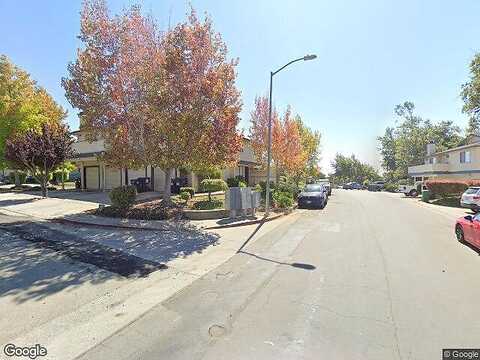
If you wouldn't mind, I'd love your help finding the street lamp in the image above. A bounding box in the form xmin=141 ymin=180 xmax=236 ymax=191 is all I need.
xmin=264 ymin=54 xmax=317 ymax=216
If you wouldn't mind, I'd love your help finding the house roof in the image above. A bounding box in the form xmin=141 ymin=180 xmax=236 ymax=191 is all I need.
xmin=428 ymin=141 xmax=480 ymax=157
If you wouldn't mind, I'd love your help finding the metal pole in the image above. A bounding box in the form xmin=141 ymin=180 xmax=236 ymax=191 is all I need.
xmin=265 ymin=71 xmax=274 ymax=216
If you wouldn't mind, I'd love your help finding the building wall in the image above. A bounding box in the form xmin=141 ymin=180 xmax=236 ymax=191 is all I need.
xmin=409 ymin=144 xmax=480 ymax=180
xmin=72 ymin=133 xmax=105 ymax=154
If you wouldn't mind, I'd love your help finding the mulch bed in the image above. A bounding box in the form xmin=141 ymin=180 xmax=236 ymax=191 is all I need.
xmin=94 ymin=199 xmax=185 ymax=221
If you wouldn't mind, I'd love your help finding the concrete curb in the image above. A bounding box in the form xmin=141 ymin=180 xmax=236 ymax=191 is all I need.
xmin=53 ymin=210 xmax=291 ymax=231
xmin=203 ymin=212 xmax=285 ymax=230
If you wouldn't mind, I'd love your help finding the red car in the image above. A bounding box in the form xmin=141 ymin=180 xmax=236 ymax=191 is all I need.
xmin=455 ymin=214 xmax=480 ymax=248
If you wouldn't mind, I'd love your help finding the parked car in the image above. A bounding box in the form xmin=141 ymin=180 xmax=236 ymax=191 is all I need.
xmin=460 ymin=187 xmax=480 ymax=211
xmin=317 ymin=179 xmax=332 ymax=195
xmin=298 ymin=184 xmax=328 ymax=209
xmin=368 ymin=181 xmax=386 ymax=192
xmin=455 ymin=213 xmax=480 ymax=248
xmin=398 ymin=181 xmax=426 ymax=197
xmin=343 ymin=182 xmax=362 ymax=190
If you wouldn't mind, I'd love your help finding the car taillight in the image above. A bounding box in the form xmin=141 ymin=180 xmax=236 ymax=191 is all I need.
xmin=474 ymin=196 xmax=480 ymax=200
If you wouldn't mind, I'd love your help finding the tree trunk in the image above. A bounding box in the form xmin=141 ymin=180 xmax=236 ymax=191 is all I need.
xmin=14 ymin=170 xmax=20 ymax=186
xmin=43 ymin=161 xmax=48 ymax=198
xmin=61 ymin=169 xmax=65 ymax=190
xmin=163 ymin=168 xmax=172 ymax=203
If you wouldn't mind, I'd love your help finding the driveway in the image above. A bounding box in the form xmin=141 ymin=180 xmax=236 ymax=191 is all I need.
xmin=77 ymin=189 xmax=480 ymax=360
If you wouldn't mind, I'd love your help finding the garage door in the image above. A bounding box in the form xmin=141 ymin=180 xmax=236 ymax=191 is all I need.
xmin=85 ymin=167 xmax=100 ymax=190
xmin=104 ymin=167 xmax=121 ymax=190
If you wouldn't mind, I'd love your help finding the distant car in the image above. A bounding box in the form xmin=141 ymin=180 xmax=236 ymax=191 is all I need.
xmin=298 ymin=184 xmax=328 ymax=209
xmin=461 ymin=187 xmax=480 ymax=211
xmin=344 ymin=182 xmax=362 ymax=190
xmin=455 ymin=213 xmax=480 ymax=248
xmin=317 ymin=179 xmax=332 ymax=195
xmin=368 ymin=181 xmax=386 ymax=192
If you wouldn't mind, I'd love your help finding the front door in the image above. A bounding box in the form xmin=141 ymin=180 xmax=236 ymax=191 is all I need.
xmin=244 ymin=166 xmax=250 ymax=185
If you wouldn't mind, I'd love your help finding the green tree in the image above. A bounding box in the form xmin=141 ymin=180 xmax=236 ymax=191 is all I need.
xmin=378 ymin=101 xmax=461 ymax=181
xmin=330 ymin=153 xmax=380 ymax=184
xmin=377 ymin=127 xmax=396 ymax=181
xmin=461 ymin=53 xmax=480 ymax=136
xmin=0 ymin=55 xmax=66 ymax=184
xmin=294 ymin=115 xmax=322 ymax=183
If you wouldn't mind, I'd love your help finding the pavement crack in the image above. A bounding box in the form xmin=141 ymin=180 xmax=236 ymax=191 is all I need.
xmin=296 ymin=301 xmax=394 ymax=326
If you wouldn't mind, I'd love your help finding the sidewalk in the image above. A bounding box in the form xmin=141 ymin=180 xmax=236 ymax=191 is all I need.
xmin=0 ymin=190 xmax=304 ymax=360
xmin=1 ymin=210 xmax=302 ymax=360
xmin=382 ymin=191 xmax=469 ymax=221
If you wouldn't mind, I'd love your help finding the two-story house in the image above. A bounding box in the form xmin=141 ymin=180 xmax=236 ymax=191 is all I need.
xmin=70 ymin=131 xmax=270 ymax=192
xmin=408 ymin=135 xmax=480 ymax=182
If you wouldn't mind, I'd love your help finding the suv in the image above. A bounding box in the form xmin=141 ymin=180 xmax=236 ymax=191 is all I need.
xmin=461 ymin=187 xmax=480 ymax=211
xmin=368 ymin=181 xmax=386 ymax=192
xmin=317 ymin=179 xmax=332 ymax=195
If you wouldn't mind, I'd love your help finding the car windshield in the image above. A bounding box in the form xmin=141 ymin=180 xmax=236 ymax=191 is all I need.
xmin=465 ymin=188 xmax=480 ymax=194
xmin=304 ymin=185 xmax=323 ymax=192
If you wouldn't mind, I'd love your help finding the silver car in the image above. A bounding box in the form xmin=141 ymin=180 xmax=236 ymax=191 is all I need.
xmin=460 ymin=187 xmax=480 ymax=211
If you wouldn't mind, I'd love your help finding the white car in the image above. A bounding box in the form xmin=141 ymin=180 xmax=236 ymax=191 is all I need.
xmin=317 ymin=179 xmax=332 ymax=195
xmin=398 ymin=181 xmax=425 ymax=197
xmin=460 ymin=187 xmax=480 ymax=211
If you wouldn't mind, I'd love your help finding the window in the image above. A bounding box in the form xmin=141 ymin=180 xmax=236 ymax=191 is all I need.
xmin=460 ymin=151 xmax=471 ymax=163
xmin=304 ymin=184 xmax=323 ymax=192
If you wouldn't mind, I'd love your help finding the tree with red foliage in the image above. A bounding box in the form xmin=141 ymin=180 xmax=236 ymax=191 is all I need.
xmin=63 ymin=0 xmax=161 ymax=170
xmin=249 ymin=97 xmax=305 ymax=181
xmin=63 ymin=2 xmax=242 ymax=202
xmin=5 ymin=122 xmax=75 ymax=197
xmin=148 ymin=9 xmax=242 ymax=201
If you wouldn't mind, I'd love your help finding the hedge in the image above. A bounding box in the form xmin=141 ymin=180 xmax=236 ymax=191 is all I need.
xmin=425 ymin=179 xmax=480 ymax=197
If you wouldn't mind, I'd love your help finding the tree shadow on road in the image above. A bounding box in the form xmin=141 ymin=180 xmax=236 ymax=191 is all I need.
xmin=236 ymin=220 xmax=315 ymax=271
xmin=0 ymin=230 xmax=121 ymax=304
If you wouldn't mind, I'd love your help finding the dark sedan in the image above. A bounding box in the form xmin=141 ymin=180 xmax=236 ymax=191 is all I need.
xmin=298 ymin=184 xmax=328 ymax=209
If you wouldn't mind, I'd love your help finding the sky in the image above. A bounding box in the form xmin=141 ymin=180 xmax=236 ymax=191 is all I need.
xmin=1 ymin=0 xmax=480 ymax=173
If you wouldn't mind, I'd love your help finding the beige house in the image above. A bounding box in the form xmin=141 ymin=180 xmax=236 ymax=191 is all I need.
xmin=70 ymin=131 xmax=269 ymax=192
xmin=408 ymin=136 xmax=480 ymax=182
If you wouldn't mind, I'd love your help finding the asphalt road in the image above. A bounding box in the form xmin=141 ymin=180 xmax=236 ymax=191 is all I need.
xmin=79 ymin=190 xmax=480 ymax=360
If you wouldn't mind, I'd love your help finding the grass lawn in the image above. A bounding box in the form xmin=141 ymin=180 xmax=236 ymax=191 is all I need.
xmin=430 ymin=196 xmax=461 ymax=208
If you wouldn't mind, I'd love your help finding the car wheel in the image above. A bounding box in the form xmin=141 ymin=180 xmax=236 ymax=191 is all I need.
xmin=409 ymin=190 xmax=418 ymax=197
xmin=455 ymin=225 xmax=465 ymax=243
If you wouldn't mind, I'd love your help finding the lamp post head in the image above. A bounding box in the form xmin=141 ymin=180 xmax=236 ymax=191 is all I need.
xmin=303 ymin=54 xmax=317 ymax=61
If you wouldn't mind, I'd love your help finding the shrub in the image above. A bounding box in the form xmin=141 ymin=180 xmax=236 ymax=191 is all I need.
xmin=200 ymin=178 xmax=228 ymax=201
xmin=259 ymin=180 xmax=275 ymax=203
xmin=425 ymin=179 xmax=480 ymax=198
xmin=276 ymin=178 xmax=301 ymax=200
xmin=272 ymin=190 xmax=294 ymax=209
xmin=8 ymin=171 xmax=27 ymax=184
xmin=253 ymin=183 xmax=262 ymax=192
xmin=179 ymin=191 xmax=191 ymax=202
xmin=109 ymin=185 xmax=137 ymax=210
xmin=180 ymin=186 xmax=195 ymax=197
xmin=226 ymin=175 xmax=247 ymax=188
xmin=192 ymin=199 xmax=224 ymax=210
xmin=196 ymin=167 xmax=222 ymax=180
